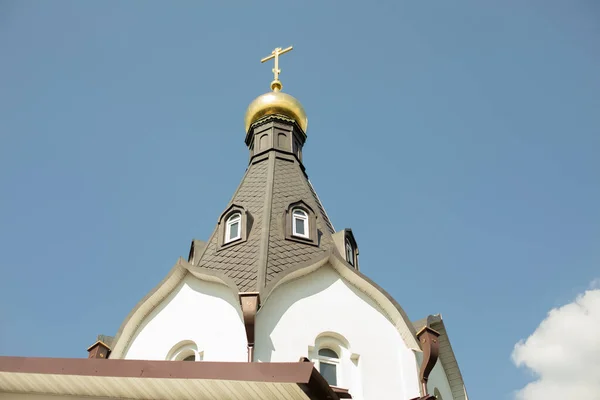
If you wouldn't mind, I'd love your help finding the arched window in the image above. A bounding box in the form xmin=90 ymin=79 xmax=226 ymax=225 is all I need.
xmin=217 ymin=205 xmax=248 ymax=250
xmin=292 ymin=208 xmax=309 ymax=238
xmin=345 ymin=239 xmax=354 ymax=266
xmin=225 ymin=212 xmax=241 ymax=243
xmin=317 ymin=348 xmax=339 ymax=386
xmin=309 ymin=332 xmax=357 ymax=389
xmin=285 ymin=201 xmax=317 ymax=245
xmin=167 ymin=341 xmax=202 ymax=362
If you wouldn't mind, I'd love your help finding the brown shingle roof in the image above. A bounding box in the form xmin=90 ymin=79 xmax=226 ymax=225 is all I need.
xmin=193 ymin=116 xmax=335 ymax=293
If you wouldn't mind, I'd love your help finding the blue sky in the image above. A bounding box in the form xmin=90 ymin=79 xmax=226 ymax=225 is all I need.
xmin=0 ymin=2 xmax=598 ymax=399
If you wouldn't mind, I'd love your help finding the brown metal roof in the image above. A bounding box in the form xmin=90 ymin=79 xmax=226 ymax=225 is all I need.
xmin=191 ymin=116 xmax=336 ymax=293
xmin=0 ymin=357 xmax=339 ymax=400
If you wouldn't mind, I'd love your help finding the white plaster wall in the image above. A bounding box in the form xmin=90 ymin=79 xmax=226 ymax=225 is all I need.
xmin=123 ymin=274 xmax=247 ymax=362
xmin=427 ymin=361 xmax=454 ymax=400
xmin=255 ymin=265 xmax=421 ymax=400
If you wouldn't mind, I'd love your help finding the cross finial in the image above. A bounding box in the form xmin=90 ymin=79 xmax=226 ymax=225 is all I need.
xmin=260 ymin=46 xmax=293 ymax=92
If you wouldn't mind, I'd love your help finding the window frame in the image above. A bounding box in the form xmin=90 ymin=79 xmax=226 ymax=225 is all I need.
xmin=345 ymin=238 xmax=354 ymax=266
xmin=225 ymin=212 xmax=242 ymax=243
xmin=317 ymin=347 xmax=340 ymax=387
xmin=309 ymin=333 xmax=358 ymax=391
xmin=340 ymin=229 xmax=359 ymax=270
xmin=292 ymin=208 xmax=309 ymax=239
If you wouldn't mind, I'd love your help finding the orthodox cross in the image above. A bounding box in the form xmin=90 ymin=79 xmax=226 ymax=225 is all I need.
xmin=261 ymin=46 xmax=293 ymax=91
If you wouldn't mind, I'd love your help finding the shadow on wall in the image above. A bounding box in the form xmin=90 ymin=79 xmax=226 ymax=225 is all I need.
xmin=122 ymin=274 xmax=244 ymax=358
xmin=256 ymin=264 xmax=390 ymax=362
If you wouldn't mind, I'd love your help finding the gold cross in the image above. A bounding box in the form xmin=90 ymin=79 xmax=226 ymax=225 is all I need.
xmin=261 ymin=46 xmax=293 ymax=92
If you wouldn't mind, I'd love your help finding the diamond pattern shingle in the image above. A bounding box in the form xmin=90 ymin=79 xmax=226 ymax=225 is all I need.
xmin=265 ymin=158 xmax=333 ymax=284
xmin=195 ymin=148 xmax=335 ymax=292
xmin=197 ymin=160 xmax=268 ymax=292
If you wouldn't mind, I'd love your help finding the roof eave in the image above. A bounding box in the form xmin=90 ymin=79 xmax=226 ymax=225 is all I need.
xmin=0 ymin=357 xmax=340 ymax=400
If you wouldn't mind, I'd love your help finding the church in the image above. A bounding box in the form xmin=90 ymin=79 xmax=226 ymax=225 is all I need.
xmin=0 ymin=47 xmax=468 ymax=400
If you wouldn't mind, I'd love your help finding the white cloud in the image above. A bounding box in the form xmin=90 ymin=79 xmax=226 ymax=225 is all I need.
xmin=511 ymin=284 xmax=600 ymax=400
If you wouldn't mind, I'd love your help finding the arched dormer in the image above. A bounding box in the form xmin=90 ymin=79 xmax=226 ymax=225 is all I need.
xmin=216 ymin=204 xmax=251 ymax=250
xmin=284 ymin=200 xmax=318 ymax=246
xmin=332 ymin=229 xmax=359 ymax=270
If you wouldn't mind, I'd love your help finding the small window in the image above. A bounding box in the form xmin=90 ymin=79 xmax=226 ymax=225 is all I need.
xmin=317 ymin=348 xmax=338 ymax=386
xmin=292 ymin=208 xmax=309 ymax=238
xmin=345 ymin=239 xmax=354 ymax=266
xmin=284 ymin=201 xmax=317 ymax=245
xmin=167 ymin=340 xmax=202 ymax=362
xmin=225 ymin=213 xmax=241 ymax=243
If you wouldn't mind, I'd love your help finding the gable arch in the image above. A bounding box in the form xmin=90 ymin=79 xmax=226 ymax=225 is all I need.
xmin=260 ymin=251 xmax=420 ymax=350
xmin=255 ymin=258 xmax=421 ymax=399
xmin=109 ymin=259 xmax=245 ymax=359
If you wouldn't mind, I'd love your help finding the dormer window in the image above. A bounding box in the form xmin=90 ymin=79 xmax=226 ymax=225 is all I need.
xmin=292 ymin=208 xmax=309 ymax=238
xmin=345 ymin=239 xmax=354 ymax=266
xmin=333 ymin=229 xmax=359 ymax=269
xmin=225 ymin=212 xmax=242 ymax=243
xmin=284 ymin=201 xmax=318 ymax=246
xmin=217 ymin=205 xmax=249 ymax=250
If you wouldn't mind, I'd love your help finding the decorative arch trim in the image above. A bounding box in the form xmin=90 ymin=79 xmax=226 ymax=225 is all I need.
xmin=166 ymin=340 xmax=202 ymax=361
xmin=311 ymin=331 xmax=352 ymax=355
xmin=109 ymin=258 xmax=241 ymax=359
xmin=259 ymin=250 xmax=420 ymax=350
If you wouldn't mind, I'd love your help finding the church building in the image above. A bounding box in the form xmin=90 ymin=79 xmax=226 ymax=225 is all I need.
xmin=0 ymin=47 xmax=468 ymax=400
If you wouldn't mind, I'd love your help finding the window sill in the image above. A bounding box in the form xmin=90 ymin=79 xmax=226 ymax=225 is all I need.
xmin=285 ymin=234 xmax=319 ymax=247
xmin=330 ymin=386 xmax=352 ymax=399
xmin=218 ymin=237 xmax=244 ymax=251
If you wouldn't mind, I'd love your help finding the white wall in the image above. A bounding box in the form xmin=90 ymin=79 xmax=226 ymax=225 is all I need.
xmin=255 ymin=265 xmax=421 ymax=400
xmin=123 ymin=274 xmax=248 ymax=362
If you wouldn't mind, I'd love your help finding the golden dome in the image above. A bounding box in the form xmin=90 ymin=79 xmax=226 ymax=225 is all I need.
xmin=244 ymin=90 xmax=308 ymax=133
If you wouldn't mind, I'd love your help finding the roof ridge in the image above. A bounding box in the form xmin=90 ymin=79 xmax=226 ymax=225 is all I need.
xmin=255 ymin=153 xmax=276 ymax=291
